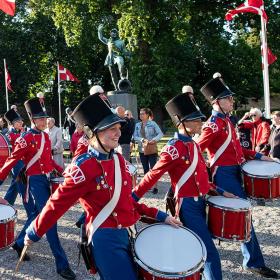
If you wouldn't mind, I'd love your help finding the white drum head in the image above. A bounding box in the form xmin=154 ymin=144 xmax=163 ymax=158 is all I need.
xmin=0 ymin=204 xmax=16 ymax=221
xmin=208 ymin=196 xmax=251 ymax=210
xmin=134 ymin=224 xmax=205 ymax=274
xmin=51 ymin=177 xmax=65 ymax=183
xmin=242 ymin=160 xmax=280 ymax=177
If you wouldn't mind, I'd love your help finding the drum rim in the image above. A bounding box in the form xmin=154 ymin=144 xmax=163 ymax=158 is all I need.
xmin=210 ymin=234 xmax=251 ymax=243
xmin=133 ymin=223 xmax=206 ymax=278
xmin=241 ymin=161 xmax=280 ymax=179
xmin=207 ymin=196 xmax=252 ymax=211
xmin=0 ymin=204 xmax=17 ymax=224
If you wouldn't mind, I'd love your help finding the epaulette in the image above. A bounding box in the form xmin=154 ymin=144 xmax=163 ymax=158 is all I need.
xmin=74 ymin=153 xmax=92 ymax=167
xmin=166 ymin=138 xmax=178 ymax=146
xmin=161 ymin=139 xmax=180 ymax=160
xmin=210 ymin=115 xmax=218 ymax=123
xmin=21 ymin=131 xmax=32 ymax=138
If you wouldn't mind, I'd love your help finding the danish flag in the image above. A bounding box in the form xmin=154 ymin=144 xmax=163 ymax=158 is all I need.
xmin=0 ymin=0 xmax=15 ymax=16
xmin=5 ymin=62 xmax=13 ymax=92
xmin=58 ymin=64 xmax=80 ymax=83
xmin=225 ymin=0 xmax=268 ymax=22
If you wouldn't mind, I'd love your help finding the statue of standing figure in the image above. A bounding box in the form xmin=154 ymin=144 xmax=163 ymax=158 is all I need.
xmin=98 ymin=24 xmax=131 ymax=91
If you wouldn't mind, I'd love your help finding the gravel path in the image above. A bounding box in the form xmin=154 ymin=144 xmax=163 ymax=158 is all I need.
xmin=0 ymin=171 xmax=279 ymax=280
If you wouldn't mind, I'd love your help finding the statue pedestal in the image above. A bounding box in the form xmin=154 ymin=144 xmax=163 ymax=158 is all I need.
xmin=107 ymin=90 xmax=138 ymax=119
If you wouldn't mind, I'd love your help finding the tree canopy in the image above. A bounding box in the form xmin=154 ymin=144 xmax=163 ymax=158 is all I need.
xmin=0 ymin=0 xmax=279 ymax=122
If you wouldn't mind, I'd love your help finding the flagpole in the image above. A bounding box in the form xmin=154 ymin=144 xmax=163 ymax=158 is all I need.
xmin=57 ymin=62 xmax=62 ymax=128
xmin=3 ymin=59 xmax=9 ymax=111
xmin=260 ymin=12 xmax=270 ymax=119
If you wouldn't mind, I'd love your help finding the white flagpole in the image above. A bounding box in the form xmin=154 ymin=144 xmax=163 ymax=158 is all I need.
xmin=57 ymin=62 xmax=62 ymax=128
xmin=3 ymin=59 xmax=9 ymax=111
xmin=260 ymin=12 xmax=270 ymax=118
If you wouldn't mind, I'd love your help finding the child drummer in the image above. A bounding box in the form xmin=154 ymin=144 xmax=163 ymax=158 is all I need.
xmin=133 ymin=92 xmax=236 ymax=280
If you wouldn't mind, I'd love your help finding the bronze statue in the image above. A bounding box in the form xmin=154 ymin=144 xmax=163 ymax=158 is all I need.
xmin=98 ymin=24 xmax=130 ymax=91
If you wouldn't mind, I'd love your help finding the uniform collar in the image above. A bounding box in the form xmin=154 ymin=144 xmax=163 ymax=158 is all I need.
xmin=30 ymin=128 xmax=42 ymax=134
xmin=212 ymin=110 xmax=229 ymax=119
xmin=174 ymin=132 xmax=193 ymax=142
xmin=88 ymin=146 xmax=110 ymax=160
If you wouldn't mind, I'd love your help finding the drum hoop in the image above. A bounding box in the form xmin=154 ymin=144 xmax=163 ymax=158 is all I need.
xmin=210 ymin=234 xmax=251 ymax=243
xmin=206 ymin=199 xmax=252 ymax=211
xmin=133 ymin=223 xmax=206 ymax=278
xmin=0 ymin=205 xmax=17 ymax=224
xmin=241 ymin=162 xmax=280 ymax=179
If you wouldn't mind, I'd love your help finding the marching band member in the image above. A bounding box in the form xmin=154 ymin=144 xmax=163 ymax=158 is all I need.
xmin=2 ymin=109 xmax=36 ymax=260
xmin=0 ymin=98 xmax=76 ymax=280
xmin=24 ymin=93 xmax=181 ymax=280
xmin=197 ymin=75 xmax=278 ymax=279
xmin=133 ymin=93 xmax=236 ymax=280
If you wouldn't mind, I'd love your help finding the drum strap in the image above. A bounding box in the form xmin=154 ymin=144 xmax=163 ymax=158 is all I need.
xmin=174 ymin=143 xmax=199 ymax=198
xmin=87 ymin=154 xmax=122 ymax=245
xmin=210 ymin=121 xmax=232 ymax=168
xmin=24 ymin=132 xmax=45 ymax=202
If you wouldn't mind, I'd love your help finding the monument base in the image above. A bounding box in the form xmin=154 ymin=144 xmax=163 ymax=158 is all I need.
xmin=107 ymin=91 xmax=138 ymax=119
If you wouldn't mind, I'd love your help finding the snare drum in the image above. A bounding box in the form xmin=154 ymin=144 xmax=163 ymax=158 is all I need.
xmin=50 ymin=177 xmax=64 ymax=194
xmin=133 ymin=224 xmax=206 ymax=280
xmin=242 ymin=160 xmax=280 ymax=199
xmin=0 ymin=204 xmax=17 ymax=250
xmin=207 ymin=196 xmax=251 ymax=242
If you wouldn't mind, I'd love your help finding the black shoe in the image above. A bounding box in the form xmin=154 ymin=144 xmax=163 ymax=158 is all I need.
xmin=152 ymin=188 xmax=158 ymax=194
xmin=12 ymin=243 xmax=31 ymax=261
xmin=256 ymin=199 xmax=266 ymax=206
xmin=245 ymin=266 xmax=279 ymax=278
xmin=75 ymin=221 xmax=82 ymax=228
xmin=58 ymin=267 xmax=76 ymax=280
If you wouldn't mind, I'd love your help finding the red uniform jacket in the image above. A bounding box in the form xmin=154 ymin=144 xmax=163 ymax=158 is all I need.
xmin=238 ymin=119 xmax=270 ymax=151
xmin=31 ymin=152 xmax=162 ymax=238
xmin=73 ymin=134 xmax=89 ymax=157
xmin=197 ymin=112 xmax=258 ymax=169
xmin=6 ymin=128 xmax=21 ymax=150
xmin=134 ymin=135 xmax=214 ymax=199
xmin=0 ymin=129 xmax=63 ymax=181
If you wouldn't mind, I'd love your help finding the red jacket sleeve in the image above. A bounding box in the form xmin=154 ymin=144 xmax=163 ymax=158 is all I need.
xmin=197 ymin=126 xmax=217 ymax=153
xmin=133 ymin=151 xmax=175 ymax=199
xmin=258 ymin=122 xmax=271 ymax=146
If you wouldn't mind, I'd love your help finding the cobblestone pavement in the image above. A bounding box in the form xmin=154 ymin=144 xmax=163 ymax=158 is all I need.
xmin=0 ymin=169 xmax=279 ymax=280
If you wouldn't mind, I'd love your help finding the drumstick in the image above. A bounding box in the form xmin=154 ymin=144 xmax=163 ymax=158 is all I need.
xmin=15 ymin=245 xmax=29 ymax=272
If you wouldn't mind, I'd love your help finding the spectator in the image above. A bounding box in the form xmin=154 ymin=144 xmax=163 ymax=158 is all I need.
xmin=45 ymin=118 xmax=64 ymax=168
xmin=63 ymin=107 xmax=76 ymax=138
xmin=238 ymin=108 xmax=271 ymax=154
xmin=133 ymin=108 xmax=163 ymax=194
xmin=115 ymin=106 xmax=135 ymax=161
xmin=268 ymin=111 xmax=280 ymax=159
xmin=70 ymin=123 xmax=84 ymax=155
xmin=0 ymin=116 xmax=8 ymax=135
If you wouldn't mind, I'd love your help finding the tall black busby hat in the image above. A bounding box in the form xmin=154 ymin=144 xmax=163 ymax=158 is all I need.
xmin=165 ymin=93 xmax=206 ymax=127
xmin=24 ymin=97 xmax=48 ymax=119
xmin=4 ymin=109 xmax=23 ymax=125
xmin=200 ymin=75 xmax=235 ymax=104
xmin=72 ymin=94 xmax=125 ymax=138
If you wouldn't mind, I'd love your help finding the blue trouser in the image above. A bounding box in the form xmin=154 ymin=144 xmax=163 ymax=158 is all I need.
xmin=139 ymin=153 xmax=157 ymax=174
xmin=91 ymin=228 xmax=138 ymax=280
xmin=4 ymin=160 xmax=37 ymax=242
xmin=180 ymin=197 xmax=222 ymax=280
xmin=16 ymin=174 xmax=69 ymax=273
xmin=214 ymin=165 xmax=265 ymax=269
xmin=4 ymin=160 xmax=24 ymax=204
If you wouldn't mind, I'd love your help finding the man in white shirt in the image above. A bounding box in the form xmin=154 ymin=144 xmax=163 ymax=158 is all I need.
xmin=45 ymin=118 xmax=64 ymax=168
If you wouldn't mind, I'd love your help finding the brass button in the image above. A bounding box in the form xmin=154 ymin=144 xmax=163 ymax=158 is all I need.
xmin=117 ymin=224 xmax=122 ymax=229
xmin=112 ymin=212 xmax=117 ymax=217
xmin=109 ymin=186 xmax=112 ymax=190
xmin=104 ymin=172 xmax=107 ymax=176
xmin=194 ymin=172 xmax=197 ymax=176
xmin=124 ymin=181 xmax=127 ymax=186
